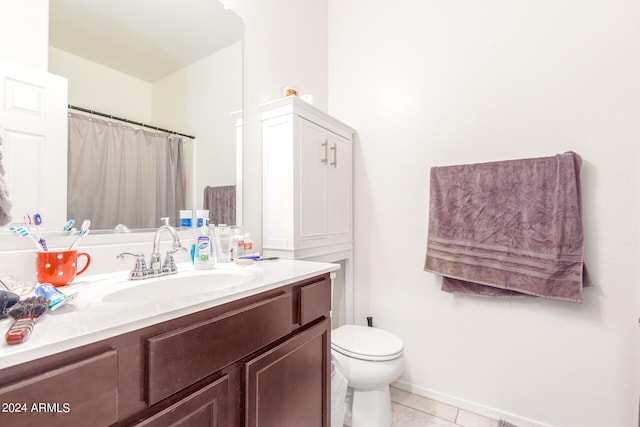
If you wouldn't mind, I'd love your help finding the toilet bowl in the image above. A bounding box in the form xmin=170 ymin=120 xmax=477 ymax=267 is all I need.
xmin=331 ymin=324 xmax=404 ymax=427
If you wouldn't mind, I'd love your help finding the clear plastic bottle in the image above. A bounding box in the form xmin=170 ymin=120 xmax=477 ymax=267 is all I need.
xmin=194 ymin=225 xmax=215 ymax=269
xmin=215 ymin=224 xmax=230 ymax=263
xmin=243 ymin=233 xmax=253 ymax=253
xmin=228 ymin=228 xmax=242 ymax=260
xmin=236 ymin=232 xmax=245 ymax=258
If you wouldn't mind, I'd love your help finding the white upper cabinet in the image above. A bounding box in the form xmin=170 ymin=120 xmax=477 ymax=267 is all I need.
xmin=261 ymin=96 xmax=354 ymax=259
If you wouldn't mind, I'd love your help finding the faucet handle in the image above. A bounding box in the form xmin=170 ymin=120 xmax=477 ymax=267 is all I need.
xmin=160 ymin=217 xmax=170 ymax=226
xmin=149 ymin=253 xmax=162 ymax=274
xmin=162 ymin=245 xmax=188 ymax=274
xmin=162 ymin=251 xmax=178 ymax=274
xmin=117 ymin=252 xmax=145 ymax=262
xmin=117 ymin=252 xmax=149 ymax=280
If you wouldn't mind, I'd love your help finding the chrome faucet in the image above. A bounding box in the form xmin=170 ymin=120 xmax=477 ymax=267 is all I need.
xmin=118 ymin=217 xmax=187 ymax=280
xmin=150 ymin=218 xmax=186 ymax=274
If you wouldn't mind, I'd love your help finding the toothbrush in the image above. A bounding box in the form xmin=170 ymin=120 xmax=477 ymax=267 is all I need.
xmin=32 ymin=213 xmax=48 ymax=251
xmin=23 ymin=214 xmax=46 ymax=251
xmin=68 ymin=220 xmax=91 ymax=250
xmin=238 ymin=253 xmax=261 ymax=260
xmin=62 ymin=219 xmax=75 ymax=232
xmin=23 ymin=214 xmax=33 ymax=233
xmin=9 ymin=226 xmax=45 ymax=251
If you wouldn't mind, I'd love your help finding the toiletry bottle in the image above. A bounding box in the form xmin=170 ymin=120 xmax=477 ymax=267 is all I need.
xmin=196 ymin=210 xmax=210 ymax=228
xmin=237 ymin=233 xmax=245 ymax=258
xmin=208 ymin=225 xmax=217 ymax=265
xmin=243 ymin=233 xmax=253 ymax=253
xmin=215 ymin=224 xmax=229 ymax=263
xmin=195 ymin=226 xmax=215 ymax=269
xmin=228 ymin=228 xmax=241 ymax=261
xmin=179 ymin=210 xmax=193 ymax=228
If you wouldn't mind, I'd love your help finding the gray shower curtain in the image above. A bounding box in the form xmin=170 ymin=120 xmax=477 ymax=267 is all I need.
xmin=67 ymin=113 xmax=186 ymax=230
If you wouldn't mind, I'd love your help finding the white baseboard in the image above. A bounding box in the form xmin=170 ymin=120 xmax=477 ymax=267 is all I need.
xmin=392 ymin=380 xmax=554 ymax=427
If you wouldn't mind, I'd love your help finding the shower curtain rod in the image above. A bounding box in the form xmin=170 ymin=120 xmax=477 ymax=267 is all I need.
xmin=68 ymin=104 xmax=195 ymax=139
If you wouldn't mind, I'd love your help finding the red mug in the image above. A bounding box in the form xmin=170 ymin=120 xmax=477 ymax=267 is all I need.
xmin=36 ymin=250 xmax=91 ymax=287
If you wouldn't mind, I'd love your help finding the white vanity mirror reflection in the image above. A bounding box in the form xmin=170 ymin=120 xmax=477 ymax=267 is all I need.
xmin=2 ymin=0 xmax=243 ymax=234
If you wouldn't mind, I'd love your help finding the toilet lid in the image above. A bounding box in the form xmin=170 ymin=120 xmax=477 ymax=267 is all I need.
xmin=331 ymin=325 xmax=404 ymax=361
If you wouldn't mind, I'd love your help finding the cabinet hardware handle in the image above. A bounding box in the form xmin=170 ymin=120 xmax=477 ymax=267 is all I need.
xmin=330 ymin=143 xmax=337 ymax=167
xmin=321 ymin=140 xmax=328 ymax=164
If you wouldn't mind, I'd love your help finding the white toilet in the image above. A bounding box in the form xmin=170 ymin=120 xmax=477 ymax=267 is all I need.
xmin=331 ymin=324 xmax=404 ymax=427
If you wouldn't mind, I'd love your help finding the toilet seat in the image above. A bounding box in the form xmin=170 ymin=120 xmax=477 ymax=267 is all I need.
xmin=331 ymin=325 xmax=403 ymax=362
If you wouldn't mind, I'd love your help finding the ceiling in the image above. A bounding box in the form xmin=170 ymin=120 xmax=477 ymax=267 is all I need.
xmin=49 ymin=0 xmax=243 ymax=82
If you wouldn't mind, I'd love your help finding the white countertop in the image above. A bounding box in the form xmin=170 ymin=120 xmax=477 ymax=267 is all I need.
xmin=0 ymin=259 xmax=339 ymax=369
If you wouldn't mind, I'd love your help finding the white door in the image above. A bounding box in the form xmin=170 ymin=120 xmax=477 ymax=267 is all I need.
xmin=298 ymin=117 xmax=328 ymax=243
xmin=0 ymin=60 xmax=68 ymax=227
xmin=327 ymin=132 xmax=352 ymax=242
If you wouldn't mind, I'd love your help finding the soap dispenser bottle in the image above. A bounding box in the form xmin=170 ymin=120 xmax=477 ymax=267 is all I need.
xmin=195 ymin=225 xmax=215 ymax=269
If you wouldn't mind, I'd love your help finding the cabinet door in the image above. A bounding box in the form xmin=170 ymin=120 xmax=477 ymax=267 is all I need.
xmin=327 ymin=132 xmax=352 ymax=241
xmin=298 ymin=118 xmax=328 ymax=242
xmin=134 ymin=375 xmax=228 ymax=427
xmin=0 ymin=350 xmax=118 ymax=427
xmin=245 ymin=318 xmax=331 ymax=427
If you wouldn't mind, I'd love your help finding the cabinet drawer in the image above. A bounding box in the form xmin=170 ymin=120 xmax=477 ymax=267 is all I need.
xmin=0 ymin=349 xmax=118 ymax=427
xmin=147 ymin=292 xmax=292 ymax=405
xmin=300 ymin=276 xmax=331 ymax=326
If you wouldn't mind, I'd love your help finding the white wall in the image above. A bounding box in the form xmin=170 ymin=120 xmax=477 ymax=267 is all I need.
xmin=0 ymin=0 xmax=48 ymax=70
xmin=153 ymin=41 xmax=242 ymax=211
xmin=48 ymin=47 xmax=153 ymax=122
xmin=328 ymin=1 xmax=640 ymax=426
xmin=231 ymin=0 xmax=328 ymax=239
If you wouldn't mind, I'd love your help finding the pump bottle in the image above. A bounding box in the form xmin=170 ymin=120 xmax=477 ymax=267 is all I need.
xmin=195 ymin=226 xmax=215 ymax=269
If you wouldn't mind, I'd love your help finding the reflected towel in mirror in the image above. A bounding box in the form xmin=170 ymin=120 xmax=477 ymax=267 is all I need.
xmin=203 ymin=185 xmax=236 ymax=226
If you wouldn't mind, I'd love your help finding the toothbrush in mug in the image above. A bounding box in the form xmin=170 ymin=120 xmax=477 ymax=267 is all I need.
xmin=22 ymin=214 xmax=34 ymax=236
xmin=32 ymin=213 xmax=48 ymax=251
xmin=68 ymin=220 xmax=91 ymax=250
xmin=23 ymin=214 xmax=47 ymax=251
xmin=62 ymin=219 xmax=75 ymax=232
xmin=9 ymin=226 xmax=45 ymax=252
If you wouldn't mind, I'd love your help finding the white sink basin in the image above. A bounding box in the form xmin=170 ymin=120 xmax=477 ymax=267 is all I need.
xmin=102 ymin=269 xmax=256 ymax=303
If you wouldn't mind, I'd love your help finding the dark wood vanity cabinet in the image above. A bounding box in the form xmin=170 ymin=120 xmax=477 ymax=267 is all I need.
xmin=134 ymin=374 xmax=230 ymax=427
xmin=0 ymin=273 xmax=332 ymax=427
xmin=245 ymin=318 xmax=330 ymax=427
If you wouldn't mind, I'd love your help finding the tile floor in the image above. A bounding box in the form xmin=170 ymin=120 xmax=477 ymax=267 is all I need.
xmin=389 ymin=387 xmax=501 ymax=427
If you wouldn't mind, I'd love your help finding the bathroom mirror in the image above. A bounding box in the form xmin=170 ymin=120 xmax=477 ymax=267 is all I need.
xmin=47 ymin=0 xmax=243 ymax=231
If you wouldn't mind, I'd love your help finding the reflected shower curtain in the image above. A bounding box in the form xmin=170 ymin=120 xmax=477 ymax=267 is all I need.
xmin=67 ymin=113 xmax=186 ymax=230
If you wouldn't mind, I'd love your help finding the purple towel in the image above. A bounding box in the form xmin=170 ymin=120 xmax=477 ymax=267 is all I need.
xmin=424 ymin=152 xmax=591 ymax=303
xmin=203 ymin=185 xmax=236 ymax=225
